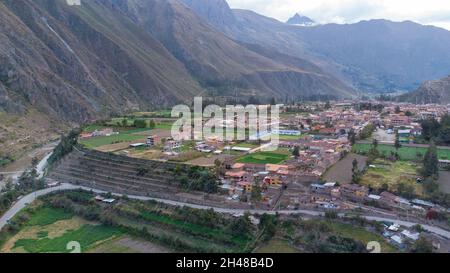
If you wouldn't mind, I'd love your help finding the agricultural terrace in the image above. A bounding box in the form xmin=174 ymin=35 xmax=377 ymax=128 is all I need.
xmin=0 ymin=191 xmax=258 ymax=253
xmin=359 ymin=159 xmax=423 ymax=197
xmin=353 ymin=143 xmax=450 ymax=161
xmin=237 ymin=149 xmax=291 ymax=165
xmin=0 ymin=191 xmax=398 ymax=253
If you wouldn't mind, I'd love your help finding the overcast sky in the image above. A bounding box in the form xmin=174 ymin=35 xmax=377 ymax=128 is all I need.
xmin=227 ymin=0 xmax=450 ymax=30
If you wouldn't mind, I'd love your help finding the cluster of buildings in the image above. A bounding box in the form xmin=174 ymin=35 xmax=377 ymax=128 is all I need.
xmin=80 ymin=128 xmax=119 ymax=138
xmin=308 ymin=181 xmax=448 ymax=216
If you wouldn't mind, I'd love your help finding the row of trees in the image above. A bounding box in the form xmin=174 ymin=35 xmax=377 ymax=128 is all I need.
xmin=0 ymin=170 xmax=45 ymax=216
xmin=118 ymin=118 xmax=156 ymax=129
xmin=47 ymin=128 xmax=81 ymax=166
xmin=174 ymin=166 xmax=218 ymax=193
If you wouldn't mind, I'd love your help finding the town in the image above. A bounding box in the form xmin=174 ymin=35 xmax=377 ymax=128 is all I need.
xmin=1 ymin=100 xmax=436 ymax=252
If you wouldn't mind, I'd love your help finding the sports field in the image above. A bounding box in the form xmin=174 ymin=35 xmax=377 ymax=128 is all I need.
xmin=237 ymin=150 xmax=290 ymax=164
xmin=353 ymin=143 xmax=450 ymax=161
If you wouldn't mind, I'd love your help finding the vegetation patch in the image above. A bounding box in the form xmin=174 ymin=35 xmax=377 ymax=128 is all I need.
xmin=26 ymin=207 xmax=74 ymax=227
xmin=353 ymin=143 xmax=450 ymax=161
xmin=255 ymin=239 xmax=300 ymax=253
xmin=14 ymin=225 xmax=123 ymax=253
xmin=359 ymin=160 xmax=422 ymax=197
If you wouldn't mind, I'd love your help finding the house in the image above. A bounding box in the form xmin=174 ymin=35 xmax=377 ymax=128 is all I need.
xmin=231 ymin=163 xmax=246 ymax=171
xmin=391 ymin=235 xmax=404 ymax=246
xmin=237 ymin=181 xmax=253 ymax=192
xmin=164 ymin=140 xmax=182 ymax=151
xmin=232 ymin=147 xmax=252 ymax=153
xmin=411 ymin=199 xmax=435 ymax=209
xmin=310 ymin=183 xmax=326 ymax=194
xmin=438 ymin=160 xmax=450 ymax=170
xmin=92 ymin=128 xmax=118 ymax=137
xmin=380 ymin=191 xmax=399 ymax=206
xmin=80 ymin=132 xmax=93 ymax=138
xmin=130 ymin=143 xmax=146 ymax=148
xmin=146 ymin=135 xmax=161 ymax=146
xmin=266 ymin=164 xmax=289 ymax=174
xmin=263 ymin=176 xmax=282 ymax=187
xmin=401 ymin=230 xmax=420 ymax=241
xmin=225 ymin=171 xmax=249 ymax=182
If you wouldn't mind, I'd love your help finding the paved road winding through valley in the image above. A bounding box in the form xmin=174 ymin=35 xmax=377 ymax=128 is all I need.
xmin=1 ymin=183 xmax=450 ymax=240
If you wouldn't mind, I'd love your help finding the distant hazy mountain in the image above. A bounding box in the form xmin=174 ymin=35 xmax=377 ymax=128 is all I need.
xmin=397 ymin=75 xmax=450 ymax=104
xmin=286 ymin=13 xmax=315 ymax=26
xmin=181 ymin=0 xmax=450 ymax=93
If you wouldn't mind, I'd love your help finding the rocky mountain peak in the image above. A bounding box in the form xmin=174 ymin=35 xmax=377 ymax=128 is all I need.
xmin=286 ymin=13 xmax=315 ymax=26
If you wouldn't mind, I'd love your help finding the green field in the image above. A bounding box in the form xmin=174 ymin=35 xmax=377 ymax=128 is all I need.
xmin=1 ymin=206 xmax=123 ymax=253
xmin=79 ymin=133 xmax=144 ymax=149
xmin=237 ymin=150 xmax=290 ymax=164
xmin=27 ymin=207 xmax=73 ymax=226
xmin=353 ymin=143 xmax=450 ymax=161
xmin=14 ymin=225 xmax=123 ymax=253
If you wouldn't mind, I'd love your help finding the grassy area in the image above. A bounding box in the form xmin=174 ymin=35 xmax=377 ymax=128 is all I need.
xmin=255 ymin=239 xmax=300 ymax=253
xmin=79 ymin=133 xmax=144 ymax=149
xmin=353 ymin=143 xmax=450 ymax=161
xmin=140 ymin=211 xmax=249 ymax=247
xmin=359 ymin=160 xmax=423 ymax=196
xmin=155 ymin=122 xmax=174 ymax=130
xmin=237 ymin=150 xmax=290 ymax=165
xmin=26 ymin=207 xmax=73 ymax=227
xmin=14 ymin=225 xmax=123 ymax=253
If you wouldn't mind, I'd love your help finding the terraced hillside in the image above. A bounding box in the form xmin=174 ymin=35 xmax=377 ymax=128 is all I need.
xmin=49 ymin=148 xmax=232 ymax=208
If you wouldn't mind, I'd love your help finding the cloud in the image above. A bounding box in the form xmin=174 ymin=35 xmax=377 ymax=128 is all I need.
xmin=227 ymin=0 xmax=450 ymax=29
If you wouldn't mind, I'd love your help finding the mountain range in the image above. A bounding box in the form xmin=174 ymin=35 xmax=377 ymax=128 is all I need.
xmin=1 ymin=0 xmax=450 ymax=127
xmin=181 ymin=0 xmax=450 ymax=93
xmin=0 ymin=0 xmax=357 ymax=124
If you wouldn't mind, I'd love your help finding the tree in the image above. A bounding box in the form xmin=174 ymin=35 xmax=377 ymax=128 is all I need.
xmin=352 ymin=159 xmax=360 ymax=184
xmin=410 ymin=237 xmax=433 ymax=253
xmin=292 ymin=146 xmax=300 ymax=158
xmin=397 ymin=183 xmax=415 ymax=199
xmin=133 ymin=119 xmax=147 ymax=128
xmin=251 ymin=181 xmax=262 ymax=202
xmin=394 ymin=130 xmax=402 ymax=150
xmin=348 ymin=129 xmax=356 ymax=145
xmin=422 ymin=142 xmax=439 ymax=178
xmin=270 ymin=97 xmax=276 ymax=106
xmin=149 ymin=120 xmax=156 ymax=129
xmin=395 ymin=106 xmax=401 ymax=114
xmin=120 ymin=118 xmax=128 ymax=127
xmin=420 ymin=118 xmax=440 ymax=141
xmin=324 ymin=101 xmax=331 ymax=110
xmin=259 ymin=214 xmax=278 ymax=241
xmin=229 ymin=213 xmax=252 ymax=236
xmin=213 ymin=159 xmax=224 ymax=177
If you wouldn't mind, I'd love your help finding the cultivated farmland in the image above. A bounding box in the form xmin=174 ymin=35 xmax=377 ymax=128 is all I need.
xmin=353 ymin=143 xmax=450 ymax=161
